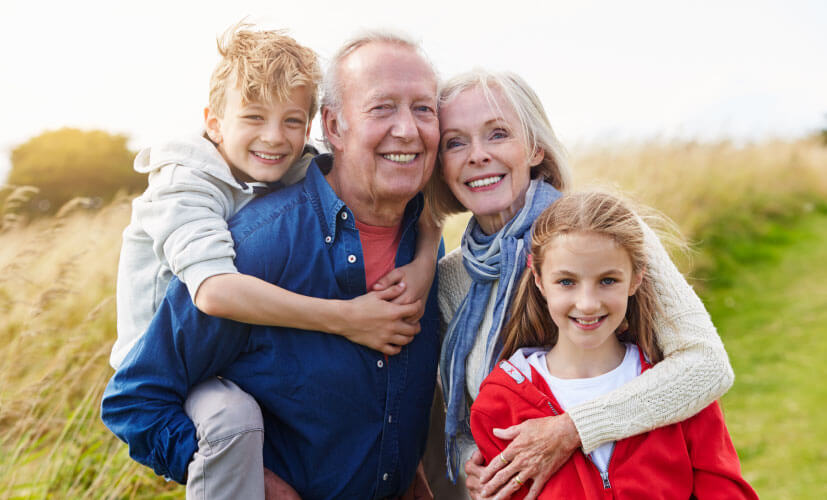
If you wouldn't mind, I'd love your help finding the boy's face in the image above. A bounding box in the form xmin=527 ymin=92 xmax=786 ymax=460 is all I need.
xmin=205 ymin=84 xmax=313 ymax=183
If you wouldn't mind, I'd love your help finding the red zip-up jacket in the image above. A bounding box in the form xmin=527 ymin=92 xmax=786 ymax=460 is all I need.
xmin=470 ymin=348 xmax=758 ymax=499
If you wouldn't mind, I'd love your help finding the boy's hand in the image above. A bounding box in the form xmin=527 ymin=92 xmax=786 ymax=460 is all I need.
xmin=372 ymin=256 xmax=436 ymax=323
xmin=339 ymin=285 xmax=422 ymax=356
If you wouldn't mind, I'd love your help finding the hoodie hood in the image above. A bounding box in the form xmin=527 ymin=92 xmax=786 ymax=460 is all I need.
xmin=133 ymin=136 xmax=241 ymax=187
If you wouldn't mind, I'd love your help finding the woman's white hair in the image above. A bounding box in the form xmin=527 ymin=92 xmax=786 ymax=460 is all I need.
xmin=320 ymin=29 xmax=436 ymax=151
xmin=426 ymin=69 xmax=573 ymax=220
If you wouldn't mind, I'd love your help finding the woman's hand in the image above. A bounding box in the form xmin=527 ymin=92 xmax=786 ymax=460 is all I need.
xmin=401 ymin=462 xmax=434 ymax=500
xmin=478 ymin=414 xmax=581 ymax=500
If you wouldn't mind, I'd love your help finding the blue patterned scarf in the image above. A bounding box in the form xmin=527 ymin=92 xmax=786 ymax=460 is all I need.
xmin=439 ymin=179 xmax=561 ymax=481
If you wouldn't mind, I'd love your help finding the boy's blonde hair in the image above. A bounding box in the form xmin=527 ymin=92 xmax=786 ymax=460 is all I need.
xmin=499 ymin=191 xmax=664 ymax=364
xmin=208 ymin=22 xmax=321 ymax=119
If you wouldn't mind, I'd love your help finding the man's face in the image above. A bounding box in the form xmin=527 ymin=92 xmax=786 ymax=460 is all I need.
xmin=327 ymin=42 xmax=439 ymax=208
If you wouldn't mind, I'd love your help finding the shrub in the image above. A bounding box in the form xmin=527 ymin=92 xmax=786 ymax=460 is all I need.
xmin=8 ymin=128 xmax=144 ymax=214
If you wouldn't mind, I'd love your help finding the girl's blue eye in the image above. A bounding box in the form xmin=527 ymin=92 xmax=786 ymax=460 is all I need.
xmin=601 ymin=277 xmax=618 ymax=285
xmin=558 ymin=278 xmax=574 ymax=286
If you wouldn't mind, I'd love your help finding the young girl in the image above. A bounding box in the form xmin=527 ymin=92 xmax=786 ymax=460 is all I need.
xmin=470 ymin=191 xmax=757 ymax=499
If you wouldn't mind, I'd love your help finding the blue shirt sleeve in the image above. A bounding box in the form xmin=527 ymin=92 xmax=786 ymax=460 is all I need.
xmin=100 ymin=278 xmax=249 ymax=483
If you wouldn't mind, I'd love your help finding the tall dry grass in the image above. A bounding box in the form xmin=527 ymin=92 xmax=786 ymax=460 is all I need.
xmin=0 ymin=136 xmax=825 ymax=498
xmin=0 ymin=192 xmax=178 ymax=499
xmin=444 ymin=136 xmax=827 ymax=279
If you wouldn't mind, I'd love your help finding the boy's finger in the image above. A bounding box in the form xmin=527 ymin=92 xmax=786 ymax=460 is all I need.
xmin=373 ymin=268 xmax=405 ymax=290
xmin=375 ymin=282 xmax=406 ymax=301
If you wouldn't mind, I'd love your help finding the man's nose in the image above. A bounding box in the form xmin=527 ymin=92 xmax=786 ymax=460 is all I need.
xmin=390 ymin=108 xmax=417 ymax=141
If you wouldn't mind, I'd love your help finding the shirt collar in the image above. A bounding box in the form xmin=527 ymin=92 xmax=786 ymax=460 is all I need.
xmin=303 ymin=154 xmax=424 ymax=243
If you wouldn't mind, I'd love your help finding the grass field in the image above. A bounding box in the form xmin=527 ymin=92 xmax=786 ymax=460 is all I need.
xmin=1 ymin=136 xmax=826 ymax=498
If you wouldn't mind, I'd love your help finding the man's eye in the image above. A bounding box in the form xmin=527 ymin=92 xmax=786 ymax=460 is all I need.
xmin=415 ymin=105 xmax=435 ymax=114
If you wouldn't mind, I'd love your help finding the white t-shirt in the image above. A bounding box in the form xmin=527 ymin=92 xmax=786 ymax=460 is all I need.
xmin=526 ymin=344 xmax=642 ymax=473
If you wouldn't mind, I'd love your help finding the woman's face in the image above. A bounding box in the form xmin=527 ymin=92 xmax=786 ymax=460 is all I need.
xmin=438 ymin=86 xmax=543 ymax=234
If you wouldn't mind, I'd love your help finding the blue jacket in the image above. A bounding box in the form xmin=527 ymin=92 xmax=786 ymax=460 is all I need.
xmin=101 ymin=155 xmax=441 ymax=499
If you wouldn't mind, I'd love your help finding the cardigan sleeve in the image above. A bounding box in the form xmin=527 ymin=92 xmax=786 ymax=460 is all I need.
xmin=566 ymin=220 xmax=734 ymax=453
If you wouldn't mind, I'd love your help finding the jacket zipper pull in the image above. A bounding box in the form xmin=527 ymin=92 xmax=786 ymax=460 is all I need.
xmin=600 ymin=470 xmax=611 ymax=489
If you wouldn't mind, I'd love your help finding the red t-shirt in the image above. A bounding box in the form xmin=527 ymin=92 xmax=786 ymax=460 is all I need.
xmin=354 ymin=219 xmax=402 ymax=290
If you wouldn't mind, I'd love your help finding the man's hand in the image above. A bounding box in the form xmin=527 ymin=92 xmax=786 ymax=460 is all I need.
xmin=338 ymin=285 xmax=422 ymax=355
xmin=264 ymin=467 xmax=301 ymax=500
xmin=470 ymin=414 xmax=581 ymax=500
xmin=400 ymin=462 xmax=434 ymax=500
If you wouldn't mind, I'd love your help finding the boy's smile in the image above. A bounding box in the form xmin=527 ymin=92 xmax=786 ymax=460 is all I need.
xmin=206 ymin=84 xmax=313 ymax=183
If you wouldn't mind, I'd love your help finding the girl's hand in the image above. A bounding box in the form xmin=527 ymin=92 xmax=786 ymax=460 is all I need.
xmin=465 ymin=450 xmax=487 ymax=499
xmin=480 ymin=414 xmax=580 ymax=500
xmin=339 ymin=284 xmax=422 ymax=355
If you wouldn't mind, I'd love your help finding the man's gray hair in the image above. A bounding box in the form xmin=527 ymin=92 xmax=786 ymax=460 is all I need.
xmin=320 ymin=29 xmax=437 ymax=151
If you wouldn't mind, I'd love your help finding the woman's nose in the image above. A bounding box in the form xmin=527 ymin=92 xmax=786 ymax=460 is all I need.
xmin=468 ymin=141 xmax=491 ymax=166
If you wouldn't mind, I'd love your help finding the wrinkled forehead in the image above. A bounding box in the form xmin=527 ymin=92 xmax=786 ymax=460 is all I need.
xmin=340 ymin=42 xmax=437 ymax=100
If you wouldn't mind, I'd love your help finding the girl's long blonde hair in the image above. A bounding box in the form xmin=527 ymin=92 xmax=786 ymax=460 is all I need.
xmin=499 ymin=191 xmax=664 ymax=363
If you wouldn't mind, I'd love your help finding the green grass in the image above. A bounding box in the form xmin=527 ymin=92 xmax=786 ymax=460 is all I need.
xmin=703 ymin=210 xmax=827 ymax=499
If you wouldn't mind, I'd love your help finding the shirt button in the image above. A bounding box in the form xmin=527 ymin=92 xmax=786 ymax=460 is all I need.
xmin=388 ymin=414 xmax=392 ymax=423
xmin=341 ymin=212 xmax=348 ymax=220
xmin=324 ymin=235 xmax=332 ymax=243
xmin=383 ymin=473 xmax=389 ymax=481
xmin=347 ymin=254 xmax=357 ymax=264
xmin=377 ymin=360 xmax=384 ymax=368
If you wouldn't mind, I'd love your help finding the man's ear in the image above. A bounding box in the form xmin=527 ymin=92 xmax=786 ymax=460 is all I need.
xmin=204 ymin=107 xmax=222 ymax=144
xmin=629 ymin=267 xmax=645 ymax=296
xmin=322 ymin=106 xmax=344 ymax=151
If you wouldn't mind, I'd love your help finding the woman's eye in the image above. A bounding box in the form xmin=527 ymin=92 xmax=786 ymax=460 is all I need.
xmin=490 ymin=129 xmax=508 ymax=140
xmin=600 ymin=277 xmax=618 ymax=285
xmin=443 ymin=138 xmax=463 ymax=150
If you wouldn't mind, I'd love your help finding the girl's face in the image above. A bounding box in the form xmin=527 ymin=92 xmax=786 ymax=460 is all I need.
xmin=438 ymin=86 xmax=543 ymax=235
xmin=534 ymin=232 xmax=643 ymax=359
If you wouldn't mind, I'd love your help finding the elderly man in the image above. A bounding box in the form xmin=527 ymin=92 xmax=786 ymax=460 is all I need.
xmin=102 ymin=32 xmax=440 ymax=499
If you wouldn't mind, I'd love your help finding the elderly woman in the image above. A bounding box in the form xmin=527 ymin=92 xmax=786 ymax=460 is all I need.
xmin=424 ymin=70 xmax=733 ymax=500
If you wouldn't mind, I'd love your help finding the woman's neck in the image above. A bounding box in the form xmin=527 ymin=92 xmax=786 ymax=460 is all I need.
xmin=545 ymin=338 xmax=626 ymax=379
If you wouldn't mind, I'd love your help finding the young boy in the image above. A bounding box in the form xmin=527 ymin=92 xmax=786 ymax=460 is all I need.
xmin=111 ymin=24 xmax=440 ymax=498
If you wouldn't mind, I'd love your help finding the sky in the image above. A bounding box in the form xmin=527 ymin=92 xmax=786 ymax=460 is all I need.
xmin=1 ymin=0 xmax=825 ymax=182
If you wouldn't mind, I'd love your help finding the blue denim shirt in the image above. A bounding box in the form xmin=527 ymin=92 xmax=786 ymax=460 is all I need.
xmin=101 ymin=155 xmax=441 ymax=499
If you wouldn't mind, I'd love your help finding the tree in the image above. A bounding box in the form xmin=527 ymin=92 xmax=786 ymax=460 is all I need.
xmin=8 ymin=128 xmax=144 ymax=214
